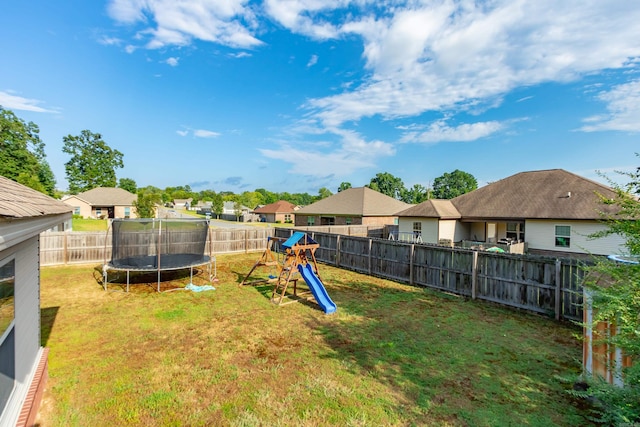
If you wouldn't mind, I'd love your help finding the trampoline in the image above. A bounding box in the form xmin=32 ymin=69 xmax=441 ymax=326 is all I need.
xmin=103 ymin=218 xmax=216 ymax=292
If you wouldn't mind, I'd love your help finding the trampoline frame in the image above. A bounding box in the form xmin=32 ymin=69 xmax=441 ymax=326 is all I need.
xmin=102 ymin=218 xmax=216 ymax=292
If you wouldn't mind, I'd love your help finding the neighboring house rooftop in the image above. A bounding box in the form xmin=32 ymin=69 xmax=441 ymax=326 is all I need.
xmin=0 ymin=176 xmax=72 ymax=218
xmin=296 ymin=187 xmax=412 ymax=216
xmin=453 ymin=169 xmax=619 ymax=220
xmin=253 ymin=200 xmax=297 ymax=214
xmin=397 ymin=169 xmax=620 ymax=221
xmin=74 ymin=187 xmax=137 ymax=206
xmin=396 ymin=199 xmax=461 ymax=219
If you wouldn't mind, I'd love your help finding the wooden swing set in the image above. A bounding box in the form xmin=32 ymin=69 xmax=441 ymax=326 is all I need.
xmin=241 ymin=232 xmax=322 ymax=306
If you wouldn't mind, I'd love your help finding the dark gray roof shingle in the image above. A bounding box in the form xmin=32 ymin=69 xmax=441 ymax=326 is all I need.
xmin=452 ymin=169 xmax=619 ymax=220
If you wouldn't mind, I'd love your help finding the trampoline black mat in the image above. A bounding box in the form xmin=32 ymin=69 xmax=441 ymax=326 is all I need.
xmin=108 ymin=254 xmax=211 ymax=271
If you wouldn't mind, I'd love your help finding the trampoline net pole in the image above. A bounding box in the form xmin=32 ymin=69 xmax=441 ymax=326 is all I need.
xmin=157 ymin=219 xmax=162 ymax=292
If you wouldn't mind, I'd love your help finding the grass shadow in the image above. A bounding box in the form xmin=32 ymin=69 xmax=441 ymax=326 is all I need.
xmin=40 ymin=306 xmax=59 ymax=347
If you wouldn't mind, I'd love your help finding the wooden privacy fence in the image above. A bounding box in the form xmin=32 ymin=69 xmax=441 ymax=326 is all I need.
xmin=40 ymin=228 xmax=275 ymax=266
xmin=274 ymin=229 xmax=586 ymax=321
xmin=41 ymin=227 xmax=586 ymax=321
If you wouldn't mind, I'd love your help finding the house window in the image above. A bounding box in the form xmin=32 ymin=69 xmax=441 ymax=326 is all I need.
xmin=307 ymin=217 xmax=315 ymax=226
xmin=0 ymin=257 xmax=15 ymax=414
xmin=345 ymin=217 xmax=352 ymax=225
xmin=555 ymin=225 xmax=571 ymax=248
xmin=320 ymin=216 xmax=335 ymax=226
xmin=74 ymin=206 xmax=81 ymax=216
xmin=413 ymin=222 xmax=422 ymax=238
xmin=506 ymin=222 xmax=525 ymax=242
xmin=284 ymin=214 xmax=291 ymax=222
xmin=124 ymin=207 xmax=130 ymax=219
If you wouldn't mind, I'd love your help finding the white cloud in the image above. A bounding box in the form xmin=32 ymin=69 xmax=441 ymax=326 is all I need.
xmin=0 ymin=91 xmax=56 ymax=113
xmin=165 ymin=57 xmax=179 ymax=66
xmin=107 ymin=0 xmax=263 ymax=49
xmin=291 ymin=1 xmax=640 ymax=128
xmin=579 ymin=79 xmax=640 ymax=132
xmin=177 ymin=128 xmax=220 ymax=138
xmin=98 ymin=36 xmax=122 ymax=46
xmin=307 ymin=54 xmax=318 ymax=68
xmin=194 ymin=129 xmax=221 ymax=138
xmin=263 ymin=0 xmax=344 ymax=40
xmin=229 ymin=51 xmax=252 ymax=58
xmin=105 ymin=0 xmax=640 ymax=178
xmin=260 ymin=126 xmax=394 ymax=178
xmin=400 ymin=119 xmax=505 ymax=144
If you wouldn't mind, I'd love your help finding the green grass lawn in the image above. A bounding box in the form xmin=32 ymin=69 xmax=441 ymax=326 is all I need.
xmin=71 ymin=218 xmax=108 ymax=231
xmin=38 ymin=253 xmax=591 ymax=426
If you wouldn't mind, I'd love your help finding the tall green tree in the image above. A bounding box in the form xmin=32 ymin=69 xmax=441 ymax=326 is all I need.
xmin=0 ymin=107 xmax=56 ymax=195
xmin=255 ymin=188 xmax=278 ymax=204
xmin=165 ymin=185 xmax=193 ymax=201
xmin=240 ymin=191 xmax=264 ymax=210
xmin=368 ymin=172 xmax=405 ymax=199
xmin=576 ymin=163 xmax=640 ymax=424
xmin=118 ymin=177 xmax=137 ymax=194
xmin=432 ymin=169 xmax=477 ymax=199
xmin=402 ymin=184 xmax=431 ymax=204
xmin=290 ymin=192 xmax=314 ymax=206
xmin=317 ymin=187 xmax=333 ymax=200
xmin=338 ymin=182 xmax=352 ymax=192
xmin=211 ymin=193 xmax=224 ymax=219
xmin=133 ymin=187 xmax=161 ymax=218
xmin=63 ymin=130 xmax=124 ymax=194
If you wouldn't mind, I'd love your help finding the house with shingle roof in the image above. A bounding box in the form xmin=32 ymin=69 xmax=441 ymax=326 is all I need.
xmin=62 ymin=187 xmax=137 ymax=219
xmin=294 ymin=187 xmax=412 ymax=227
xmin=221 ymin=201 xmax=259 ymax=222
xmin=395 ymin=169 xmax=626 ymax=256
xmin=253 ymin=200 xmax=298 ymax=223
xmin=173 ymin=198 xmax=193 ymax=210
xmin=0 ymin=176 xmax=72 ymax=426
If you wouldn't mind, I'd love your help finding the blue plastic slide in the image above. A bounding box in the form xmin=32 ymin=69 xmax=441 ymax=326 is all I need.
xmin=297 ymin=263 xmax=337 ymax=314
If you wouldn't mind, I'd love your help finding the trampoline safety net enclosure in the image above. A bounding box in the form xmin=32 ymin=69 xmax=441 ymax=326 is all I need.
xmin=104 ymin=218 xmax=213 ymax=291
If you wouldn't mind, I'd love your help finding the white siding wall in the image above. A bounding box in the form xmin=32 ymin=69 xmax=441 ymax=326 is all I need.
xmin=0 ymin=237 xmax=42 ymax=426
xmin=14 ymin=237 xmax=40 ymax=382
xmin=398 ymin=218 xmax=439 ymax=243
xmin=436 ymin=219 xmax=461 ymax=243
xmin=525 ymin=220 xmax=626 ymax=255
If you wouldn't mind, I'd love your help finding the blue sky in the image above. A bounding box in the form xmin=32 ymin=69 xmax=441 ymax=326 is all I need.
xmin=1 ymin=1 xmax=639 ymax=194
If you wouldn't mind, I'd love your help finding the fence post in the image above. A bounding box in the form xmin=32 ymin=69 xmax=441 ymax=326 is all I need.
xmin=471 ymin=251 xmax=478 ymax=299
xmin=368 ymin=238 xmax=372 ymax=275
xmin=409 ymin=244 xmax=415 ymax=285
xmin=245 ymin=229 xmax=248 ymax=253
xmin=63 ymin=232 xmax=69 ymax=265
xmin=555 ymin=259 xmax=562 ymax=320
xmin=335 ymin=235 xmax=340 ymax=267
